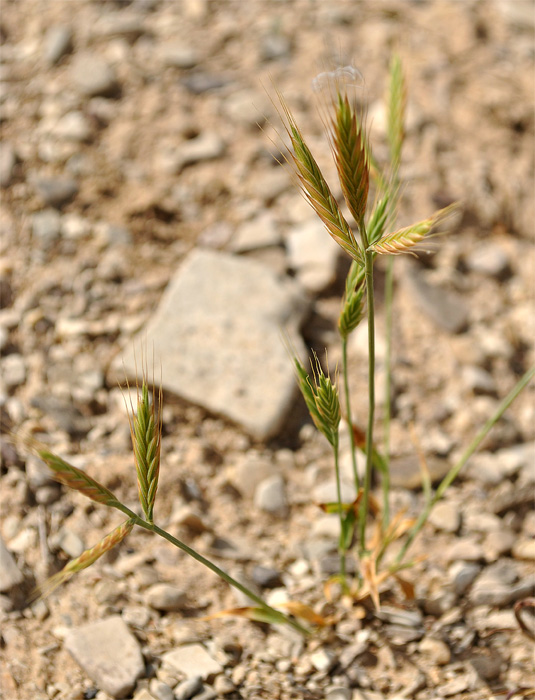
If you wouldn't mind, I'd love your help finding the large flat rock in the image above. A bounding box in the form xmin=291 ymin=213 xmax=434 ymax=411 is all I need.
xmin=64 ymin=616 xmax=144 ymax=698
xmin=119 ymin=249 xmax=309 ymax=440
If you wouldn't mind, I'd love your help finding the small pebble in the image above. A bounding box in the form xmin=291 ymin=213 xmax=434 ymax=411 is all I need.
xmin=0 ymin=142 xmax=17 ymax=187
xmin=419 ymin=637 xmax=451 ymax=665
xmin=43 ymin=25 xmax=73 ymax=64
xmin=71 ymin=53 xmax=119 ymax=97
xmin=174 ymin=676 xmax=203 ymax=700
xmin=34 ymin=177 xmax=78 ymax=208
xmin=146 ymin=583 xmax=188 ymax=612
xmin=253 ymin=474 xmax=288 ymax=517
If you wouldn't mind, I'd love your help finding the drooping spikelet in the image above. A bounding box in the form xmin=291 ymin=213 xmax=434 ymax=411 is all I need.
xmin=26 ymin=439 xmax=122 ymax=509
xmin=276 ymin=90 xmax=364 ymax=266
xmin=293 ymin=352 xmax=341 ymax=447
xmin=34 ymin=519 xmax=135 ymax=601
xmin=127 ymin=377 xmax=162 ymax=524
xmin=368 ymin=203 xmax=459 ymax=256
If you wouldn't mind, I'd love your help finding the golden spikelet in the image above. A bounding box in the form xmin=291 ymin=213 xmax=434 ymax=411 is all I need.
xmin=368 ymin=203 xmax=459 ymax=256
xmin=275 ymin=88 xmax=364 ymax=266
xmin=19 ymin=433 xmax=122 ymax=508
xmin=331 ymin=92 xmax=370 ymax=228
xmin=33 ymin=519 xmax=135 ymax=601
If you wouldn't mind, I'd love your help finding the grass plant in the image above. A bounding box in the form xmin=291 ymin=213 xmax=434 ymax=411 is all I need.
xmin=278 ymin=57 xmax=534 ymax=603
xmin=16 ymin=56 xmax=534 ymax=633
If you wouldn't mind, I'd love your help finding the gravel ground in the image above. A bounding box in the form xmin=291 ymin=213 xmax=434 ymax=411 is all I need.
xmin=1 ymin=1 xmax=534 ymax=699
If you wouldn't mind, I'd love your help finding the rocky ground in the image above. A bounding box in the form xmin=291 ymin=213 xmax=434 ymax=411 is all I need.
xmin=1 ymin=1 xmax=534 ymax=699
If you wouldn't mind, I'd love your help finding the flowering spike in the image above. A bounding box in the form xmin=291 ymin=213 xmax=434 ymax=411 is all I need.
xmin=33 ymin=519 xmax=135 ymax=601
xmin=368 ymin=203 xmax=459 ymax=256
xmin=275 ymin=89 xmax=364 ymax=266
xmin=26 ymin=440 xmax=121 ymax=508
xmin=126 ymin=374 xmax=162 ymax=524
xmin=332 ymin=92 xmax=370 ymax=228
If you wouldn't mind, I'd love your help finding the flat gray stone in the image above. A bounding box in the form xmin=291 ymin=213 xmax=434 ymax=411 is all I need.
xmin=70 ymin=52 xmax=119 ymax=97
xmin=34 ymin=177 xmax=78 ymax=208
xmin=64 ymin=616 xmax=144 ymax=698
xmin=254 ymin=474 xmax=288 ymax=517
xmin=119 ymin=249 xmax=308 ymax=440
xmin=465 ymin=242 xmax=511 ymax=279
xmin=146 ymin=583 xmax=188 ymax=612
xmin=287 ymin=218 xmax=341 ymax=293
xmin=162 ymin=644 xmax=222 ymax=680
xmin=0 ymin=142 xmax=17 ymax=187
xmin=0 ymin=535 xmax=24 ymax=592
xmin=44 ymin=25 xmax=73 ymax=65
xmin=405 ymin=264 xmax=468 ymax=333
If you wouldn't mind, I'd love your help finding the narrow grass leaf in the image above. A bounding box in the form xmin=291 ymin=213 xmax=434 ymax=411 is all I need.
xmin=33 ymin=519 xmax=135 ymax=601
xmin=387 ymin=54 xmax=407 ymax=173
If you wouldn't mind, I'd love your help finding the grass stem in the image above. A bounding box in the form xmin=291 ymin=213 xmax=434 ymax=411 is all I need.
xmin=115 ymin=505 xmax=310 ymax=635
xmin=342 ymin=336 xmax=359 ymax=492
xmin=332 ymin=435 xmax=347 ymax=581
xmin=359 ymin=229 xmax=376 ymax=553
xmin=382 ymin=255 xmax=394 ymax=529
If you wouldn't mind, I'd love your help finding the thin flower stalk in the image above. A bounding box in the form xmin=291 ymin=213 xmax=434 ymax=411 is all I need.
xmin=382 ymin=54 xmax=407 ymax=528
xmin=28 ymin=441 xmax=308 ymax=635
xmin=338 ymin=261 xmax=365 ymax=492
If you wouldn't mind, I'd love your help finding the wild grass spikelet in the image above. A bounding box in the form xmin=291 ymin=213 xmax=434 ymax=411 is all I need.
xmin=126 ymin=376 xmax=162 ymax=524
xmin=275 ymin=89 xmax=363 ymax=266
xmin=338 ymin=261 xmax=365 ymax=340
xmin=34 ymin=519 xmax=135 ymax=601
xmin=368 ymin=203 xmax=459 ymax=255
xmin=331 ymin=92 xmax=370 ymax=229
xmin=30 ymin=442 xmax=121 ymax=508
xmin=294 ymin=353 xmax=340 ymax=447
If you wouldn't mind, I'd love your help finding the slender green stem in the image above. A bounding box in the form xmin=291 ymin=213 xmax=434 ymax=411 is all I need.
xmin=358 ymin=224 xmax=376 ymax=553
xmin=342 ymin=336 xmax=360 ymax=492
xmin=382 ymin=255 xmax=394 ymax=529
xmin=115 ymin=505 xmax=309 ymax=635
xmin=332 ymin=435 xmax=346 ymax=581
xmin=395 ymin=365 xmax=535 ymax=565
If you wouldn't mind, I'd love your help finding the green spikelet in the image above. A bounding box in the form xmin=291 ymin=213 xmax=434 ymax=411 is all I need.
xmin=332 ymin=92 xmax=370 ymax=229
xmin=32 ymin=445 xmax=121 ymax=508
xmin=128 ymin=379 xmax=162 ymax=524
xmin=339 ymin=261 xmax=365 ymax=340
xmin=294 ymin=353 xmax=341 ymax=447
xmin=276 ymin=90 xmax=364 ymax=266
xmin=368 ymin=203 xmax=459 ymax=256
xmin=387 ymin=54 xmax=407 ymax=174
